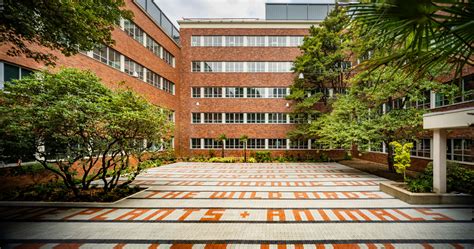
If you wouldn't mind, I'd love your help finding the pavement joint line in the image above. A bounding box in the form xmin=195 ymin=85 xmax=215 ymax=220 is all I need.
xmin=3 ymin=220 xmax=473 ymax=224
xmin=2 ymin=239 xmax=474 ymax=244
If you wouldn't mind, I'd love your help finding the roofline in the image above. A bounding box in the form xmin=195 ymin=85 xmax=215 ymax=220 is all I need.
xmin=178 ymin=19 xmax=322 ymax=24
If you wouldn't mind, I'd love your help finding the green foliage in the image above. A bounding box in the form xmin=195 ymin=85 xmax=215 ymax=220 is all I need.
xmin=208 ymin=150 xmax=216 ymax=158
xmin=348 ymin=0 xmax=474 ymax=78
xmin=343 ymin=151 xmax=352 ymax=160
xmin=254 ymin=151 xmax=272 ymax=163
xmin=1 ymin=0 xmax=133 ymax=65
xmin=390 ymin=141 xmax=413 ymax=180
xmin=0 ymin=163 xmax=46 ymax=177
xmin=407 ymin=162 xmax=474 ymax=194
xmin=319 ymin=153 xmax=330 ymax=162
xmin=287 ymin=6 xmax=352 ymax=139
xmin=0 ymin=68 xmax=173 ymax=196
xmin=208 ymin=157 xmax=256 ymax=163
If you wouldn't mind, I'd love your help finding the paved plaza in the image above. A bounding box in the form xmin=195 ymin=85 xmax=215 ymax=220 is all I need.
xmin=0 ymin=162 xmax=473 ymax=248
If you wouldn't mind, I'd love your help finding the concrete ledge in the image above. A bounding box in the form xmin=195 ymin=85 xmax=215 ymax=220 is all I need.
xmin=380 ymin=182 xmax=474 ymax=205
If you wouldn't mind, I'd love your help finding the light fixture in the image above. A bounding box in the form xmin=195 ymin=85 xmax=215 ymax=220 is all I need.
xmin=196 ymin=102 xmax=200 ymax=106
xmin=298 ymin=73 xmax=304 ymax=79
xmin=132 ymin=71 xmax=139 ymax=78
xmin=286 ymin=103 xmax=290 ymax=107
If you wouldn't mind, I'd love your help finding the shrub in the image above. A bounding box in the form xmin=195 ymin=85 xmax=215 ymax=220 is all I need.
xmin=208 ymin=150 xmax=216 ymax=158
xmin=343 ymin=151 xmax=352 ymax=160
xmin=247 ymin=157 xmax=257 ymax=163
xmin=320 ymin=153 xmax=329 ymax=162
xmin=390 ymin=141 xmax=413 ymax=180
xmin=209 ymin=157 xmax=238 ymax=163
xmin=407 ymin=162 xmax=474 ymax=194
xmin=255 ymin=151 xmax=272 ymax=162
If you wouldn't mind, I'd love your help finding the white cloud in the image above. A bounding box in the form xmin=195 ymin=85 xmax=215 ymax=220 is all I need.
xmin=153 ymin=0 xmax=267 ymax=27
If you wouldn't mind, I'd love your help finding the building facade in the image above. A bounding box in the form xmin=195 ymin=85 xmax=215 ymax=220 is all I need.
xmin=0 ymin=0 xmax=472 ymax=166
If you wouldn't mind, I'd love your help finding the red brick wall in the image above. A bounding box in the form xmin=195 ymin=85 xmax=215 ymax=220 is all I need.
xmin=178 ymin=27 xmax=313 ymax=157
xmin=0 ymin=0 xmax=182 ymax=150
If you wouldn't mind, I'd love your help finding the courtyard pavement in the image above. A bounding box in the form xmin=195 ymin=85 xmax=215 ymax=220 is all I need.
xmin=0 ymin=162 xmax=473 ymax=248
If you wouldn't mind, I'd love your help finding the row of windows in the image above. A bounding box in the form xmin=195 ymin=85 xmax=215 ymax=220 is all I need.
xmin=191 ymin=61 xmax=293 ymax=73
xmin=122 ymin=19 xmax=175 ymax=67
xmin=368 ymin=138 xmax=473 ymax=163
xmin=88 ymin=45 xmax=175 ymax=95
xmin=191 ymin=113 xmax=307 ymax=124
xmin=0 ymin=62 xmax=33 ymax=89
xmin=191 ymin=87 xmax=289 ymax=98
xmin=190 ymin=138 xmax=312 ymax=150
xmin=191 ymin=36 xmax=304 ymax=47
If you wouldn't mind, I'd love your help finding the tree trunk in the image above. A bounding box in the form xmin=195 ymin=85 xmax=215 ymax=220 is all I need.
xmin=221 ymin=143 xmax=225 ymax=158
xmin=386 ymin=140 xmax=395 ymax=173
xmin=244 ymin=144 xmax=247 ymax=162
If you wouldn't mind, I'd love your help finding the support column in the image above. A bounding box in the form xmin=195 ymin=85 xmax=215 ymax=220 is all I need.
xmin=433 ymin=129 xmax=447 ymax=193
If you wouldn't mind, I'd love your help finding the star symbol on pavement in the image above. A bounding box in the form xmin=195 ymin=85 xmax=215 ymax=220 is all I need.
xmin=240 ymin=211 xmax=250 ymax=218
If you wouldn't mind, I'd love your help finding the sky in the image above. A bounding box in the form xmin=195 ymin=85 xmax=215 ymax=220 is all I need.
xmin=153 ymin=0 xmax=335 ymax=27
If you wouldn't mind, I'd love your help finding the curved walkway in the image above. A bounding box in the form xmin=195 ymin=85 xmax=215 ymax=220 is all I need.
xmin=0 ymin=162 xmax=473 ymax=248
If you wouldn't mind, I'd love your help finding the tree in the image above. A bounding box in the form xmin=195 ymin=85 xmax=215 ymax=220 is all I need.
xmin=0 ymin=0 xmax=132 ymax=65
xmin=240 ymin=135 xmax=249 ymax=162
xmin=347 ymin=0 xmax=474 ymax=78
xmin=0 ymin=68 xmax=173 ymax=196
xmin=287 ymin=5 xmax=353 ymax=139
xmin=312 ymin=64 xmax=446 ymax=172
xmin=216 ymin=134 xmax=227 ymax=158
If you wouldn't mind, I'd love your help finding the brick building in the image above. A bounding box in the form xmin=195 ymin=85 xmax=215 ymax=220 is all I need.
xmin=0 ymin=0 xmax=472 ymax=167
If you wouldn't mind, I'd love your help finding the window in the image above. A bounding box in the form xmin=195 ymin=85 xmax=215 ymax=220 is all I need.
xmin=289 ymin=114 xmax=306 ymax=124
xmin=204 ymin=138 xmax=220 ymax=149
xmin=191 ymin=36 xmax=201 ymax=46
xmin=247 ymin=36 xmax=265 ymax=46
xmin=448 ymin=139 xmax=473 ymax=163
xmin=192 ymin=62 xmax=201 ymax=72
xmin=191 ymin=138 xmax=201 ymax=149
xmin=369 ymin=142 xmax=385 ymax=153
xmin=146 ymin=36 xmax=161 ymax=58
xmin=225 ymin=36 xmax=244 ymax=46
xmin=247 ymin=113 xmax=266 ymax=123
xmin=435 ymin=75 xmax=474 ymax=107
xmin=123 ymin=19 xmax=144 ymax=44
xmin=204 ymin=113 xmax=222 ymax=123
xmin=1 ymin=63 xmax=33 ymax=89
xmin=225 ymin=62 xmax=244 ymax=72
xmin=289 ymin=36 xmax=304 ymax=47
xmin=247 ymin=88 xmax=265 ymax=98
xmin=268 ymin=88 xmax=287 ymax=98
xmin=248 ymin=62 xmax=265 ymax=72
xmin=248 ymin=139 xmax=265 ymax=149
xmin=146 ymin=71 xmax=161 ymax=88
xmin=268 ymin=139 xmax=287 ymax=149
xmin=410 ymin=139 xmax=431 ymax=158
xmin=203 ymin=36 xmax=222 ymax=46
xmin=268 ymin=62 xmax=291 ymax=72
xmin=204 ymin=62 xmax=222 ymax=72
xmin=268 ymin=113 xmax=287 ymax=124
xmin=203 ymin=87 xmax=222 ymax=98
xmin=225 ymin=113 xmax=244 ymax=123
xmin=226 ymin=138 xmax=243 ymax=149
xmin=268 ymin=36 xmax=287 ymax=46
xmin=290 ymin=140 xmax=309 ymax=149
xmin=162 ymin=49 xmax=175 ymax=67
xmin=124 ymin=58 xmax=144 ymax=80
xmin=225 ymin=87 xmax=244 ymax=98
xmin=162 ymin=78 xmax=175 ymax=95
xmin=192 ymin=87 xmax=201 ymax=98
xmin=192 ymin=113 xmax=201 ymax=123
